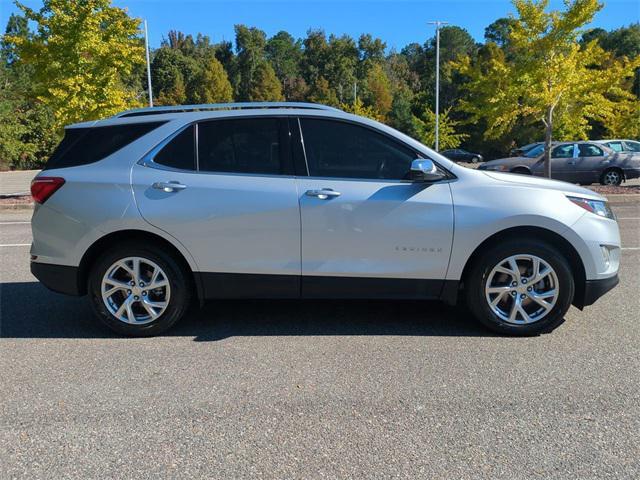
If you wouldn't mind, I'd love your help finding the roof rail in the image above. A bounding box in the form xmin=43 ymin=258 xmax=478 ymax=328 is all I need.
xmin=114 ymin=102 xmax=341 ymax=118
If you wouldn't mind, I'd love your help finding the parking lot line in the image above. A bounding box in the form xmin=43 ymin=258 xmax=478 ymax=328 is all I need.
xmin=0 ymin=221 xmax=31 ymax=225
xmin=0 ymin=243 xmax=31 ymax=247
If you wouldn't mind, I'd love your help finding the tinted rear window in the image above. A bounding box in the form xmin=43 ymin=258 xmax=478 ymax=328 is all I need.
xmin=45 ymin=122 xmax=165 ymax=170
xmin=198 ymin=118 xmax=281 ymax=174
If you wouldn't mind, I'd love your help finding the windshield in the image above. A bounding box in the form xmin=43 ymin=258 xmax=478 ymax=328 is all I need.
xmin=524 ymin=144 xmax=544 ymax=157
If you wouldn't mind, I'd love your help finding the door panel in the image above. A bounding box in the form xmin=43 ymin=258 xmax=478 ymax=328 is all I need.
xmin=531 ymin=144 xmax=574 ymax=181
xmin=298 ymin=178 xmax=454 ymax=282
xmin=132 ymin=167 xmax=301 ymax=276
xmin=575 ymin=143 xmax=609 ymax=184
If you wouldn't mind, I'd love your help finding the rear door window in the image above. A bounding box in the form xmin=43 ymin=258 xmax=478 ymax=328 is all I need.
xmin=578 ymin=144 xmax=604 ymax=157
xmin=46 ymin=122 xmax=165 ymax=170
xmin=198 ymin=118 xmax=282 ymax=174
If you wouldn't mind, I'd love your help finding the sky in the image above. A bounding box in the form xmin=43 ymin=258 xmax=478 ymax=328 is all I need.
xmin=1 ymin=0 xmax=638 ymax=50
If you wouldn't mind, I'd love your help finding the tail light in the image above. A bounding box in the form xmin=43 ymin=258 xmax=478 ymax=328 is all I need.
xmin=31 ymin=177 xmax=65 ymax=204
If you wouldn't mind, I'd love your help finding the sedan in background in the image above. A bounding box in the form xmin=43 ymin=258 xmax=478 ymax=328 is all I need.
xmin=440 ymin=149 xmax=483 ymax=163
xmin=478 ymin=141 xmax=640 ymax=185
xmin=510 ymin=141 xmax=543 ymax=157
xmin=595 ymin=139 xmax=640 ymax=154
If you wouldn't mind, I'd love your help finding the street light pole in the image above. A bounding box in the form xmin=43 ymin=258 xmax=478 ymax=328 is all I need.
xmin=144 ymin=19 xmax=153 ymax=107
xmin=428 ymin=21 xmax=448 ymax=151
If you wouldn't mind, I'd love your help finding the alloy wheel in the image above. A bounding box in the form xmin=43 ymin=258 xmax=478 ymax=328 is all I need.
xmin=101 ymin=257 xmax=171 ymax=325
xmin=485 ymin=254 xmax=559 ymax=324
xmin=603 ymin=170 xmax=621 ymax=185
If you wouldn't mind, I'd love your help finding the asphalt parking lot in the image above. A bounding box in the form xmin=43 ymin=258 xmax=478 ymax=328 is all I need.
xmin=1 ymin=204 xmax=639 ymax=479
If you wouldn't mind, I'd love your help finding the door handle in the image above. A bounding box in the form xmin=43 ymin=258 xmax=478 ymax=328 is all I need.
xmin=152 ymin=181 xmax=187 ymax=192
xmin=305 ymin=189 xmax=341 ymax=200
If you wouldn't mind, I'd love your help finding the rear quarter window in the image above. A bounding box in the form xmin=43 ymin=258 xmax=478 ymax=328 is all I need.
xmin=45 ymin=122 xmax=165 ymax=170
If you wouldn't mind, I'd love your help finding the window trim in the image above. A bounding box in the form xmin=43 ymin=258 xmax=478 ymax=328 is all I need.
xmin=294 ymin=115 xmax=455 ymax=183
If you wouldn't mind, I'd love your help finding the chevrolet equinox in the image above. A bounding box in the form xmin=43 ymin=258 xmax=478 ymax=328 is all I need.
xmin=30 ymin=102 xmax=620 ymax=336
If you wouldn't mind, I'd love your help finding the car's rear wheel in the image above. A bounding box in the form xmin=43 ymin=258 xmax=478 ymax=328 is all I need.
xmin=600 ymin=169 xmax=622 ymax=186
xmin=465 ymin=240 xmax=574 ymax=335
xmin=511 ymin=167 xmax=531 ymax=175
xmin=88 ymin=243 xmax=192 ymax=336
xmin=471 ymin=156 xmax=480 ymax=163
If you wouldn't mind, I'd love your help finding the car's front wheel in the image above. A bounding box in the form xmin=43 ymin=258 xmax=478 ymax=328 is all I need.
xmin=88 ymin=243 xmax=192 ymax=336
xmin=465 ymin=239 xmax=574 ymax=335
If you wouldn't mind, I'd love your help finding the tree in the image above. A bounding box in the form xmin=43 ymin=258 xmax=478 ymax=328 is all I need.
xmin=307 ymin=76 xmax=339 ymax=106
xmin=265 ymin=31 xmax=302 ymax=98
xmin=412 ymin=106 xmax=469 ymax=150
xmin=7 ymin=0 xmax=144 ymax=129
xmin=484 ymin=18 xmax=517 ymax=47
xmin=234 ymin=25 xmax=267 ymax=100
xmin=248 ymin=62 xmax=283 ymax=101
xmin=191 ymin=57 xmax=233 ymax=103
xmin=454 ymin=0 xmax=640 ymax=177
xmin=363 ymin=63 xmax=393 ymax=119
xmin=340 ymin=98 xmax=384 ymax=122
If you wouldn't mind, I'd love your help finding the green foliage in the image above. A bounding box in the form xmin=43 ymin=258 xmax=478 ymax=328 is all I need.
xmin=412 ymin=107 xmax=469 ymax=150
xmin=191 ymin=57 xmax=233 ymax=103
xmin=363 ymin=63 xmax=393 ymax=118
xmin=248 ymin=62 xmax=284 ymax=101
xmin=340 ymin=98 xmax=384 ymax=122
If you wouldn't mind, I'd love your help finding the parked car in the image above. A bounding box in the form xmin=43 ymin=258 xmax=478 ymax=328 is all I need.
xmin=440 ymin=148 xmax=483 ymax=163
xmin=30 ymin=102 xmax=620 ymax=337
xmin=478 ymin=141 xmax=640 ymax=185
xmin=595 ymin=139 xmax=640 ymax=154
xmin=510 ymin=141 xmax=543 ymax=157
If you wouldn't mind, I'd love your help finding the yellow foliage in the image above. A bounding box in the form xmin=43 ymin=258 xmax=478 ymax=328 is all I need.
xmin=8 ymin=0 xmax=145 ymax=129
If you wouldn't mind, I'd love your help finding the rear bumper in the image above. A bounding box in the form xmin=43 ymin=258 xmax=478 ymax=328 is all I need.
xmin=31 ymin=261 xmax=83 ymax=296
xmin=574 ymin=274 xmax=619 ymax=309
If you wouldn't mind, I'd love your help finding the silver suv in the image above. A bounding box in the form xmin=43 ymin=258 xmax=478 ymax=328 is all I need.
xmin=30 ymin=102 xmax=621 ymax=336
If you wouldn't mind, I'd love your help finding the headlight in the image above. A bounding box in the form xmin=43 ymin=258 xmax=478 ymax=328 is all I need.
xmin=482 ymin=164 xmax=509 ymax=171
xmin=567 ymin=196 xmax=616 ymax=220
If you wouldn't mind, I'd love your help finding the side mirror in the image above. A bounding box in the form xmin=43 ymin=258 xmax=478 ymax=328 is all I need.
xmin=410 ymin=159 xmax=445 ymax=182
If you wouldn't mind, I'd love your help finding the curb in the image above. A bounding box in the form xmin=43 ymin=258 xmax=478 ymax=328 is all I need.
xmin=605 ymin=194 xmax=640 ymax=205
xmin=0 ymin=203 xmax=34 ymax=211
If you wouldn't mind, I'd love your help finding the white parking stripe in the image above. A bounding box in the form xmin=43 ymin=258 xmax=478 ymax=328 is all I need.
xmin=0 ymin=243 xmax=30 ymax=247
xmin=621 ymin=247 xmax=640 ymax=250
xmin=0 ymin=221 xmax=31 ymax=225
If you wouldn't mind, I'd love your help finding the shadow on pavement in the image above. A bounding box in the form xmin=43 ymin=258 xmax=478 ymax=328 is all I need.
xmin=1 ymin=281 xmax=492 ymax=340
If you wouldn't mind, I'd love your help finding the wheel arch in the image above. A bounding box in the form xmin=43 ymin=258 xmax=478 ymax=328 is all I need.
xmin=510 ymin=166 xmax=532 ymax=174
xmin=458 ymin=226 xmax=587 ymax=308
xmin=77 ymin=229 xmax=204 ymax=302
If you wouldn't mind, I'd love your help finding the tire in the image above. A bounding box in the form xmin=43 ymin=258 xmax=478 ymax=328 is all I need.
xmin=511 ymin=168 xmax=531 ymax=175
xmin=88 ymin=242 xmax=192 ymax=336
xmin=464 ymin=239 xmax=574 ymax=336
xmin=600 ymin=169 xmax=622 ymax=186
xmin=471 ymin=156 xmax=480 ymax=164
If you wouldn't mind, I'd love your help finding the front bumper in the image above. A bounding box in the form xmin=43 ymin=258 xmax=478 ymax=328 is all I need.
xmin=31 ymin=261 xmax=83 ymax=296
xmin=574 ymin=274 xmax=619 ymax=310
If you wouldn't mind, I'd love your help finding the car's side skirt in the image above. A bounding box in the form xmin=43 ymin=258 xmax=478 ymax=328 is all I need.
xmin=198 ymin=272 xmax=458 ymax=302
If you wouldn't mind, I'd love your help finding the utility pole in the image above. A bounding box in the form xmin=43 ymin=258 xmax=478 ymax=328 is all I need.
xmin=144 ymin=20 xmax=154 ymax=107
xmin=428 ymin=20 xmax=448 ymax=151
